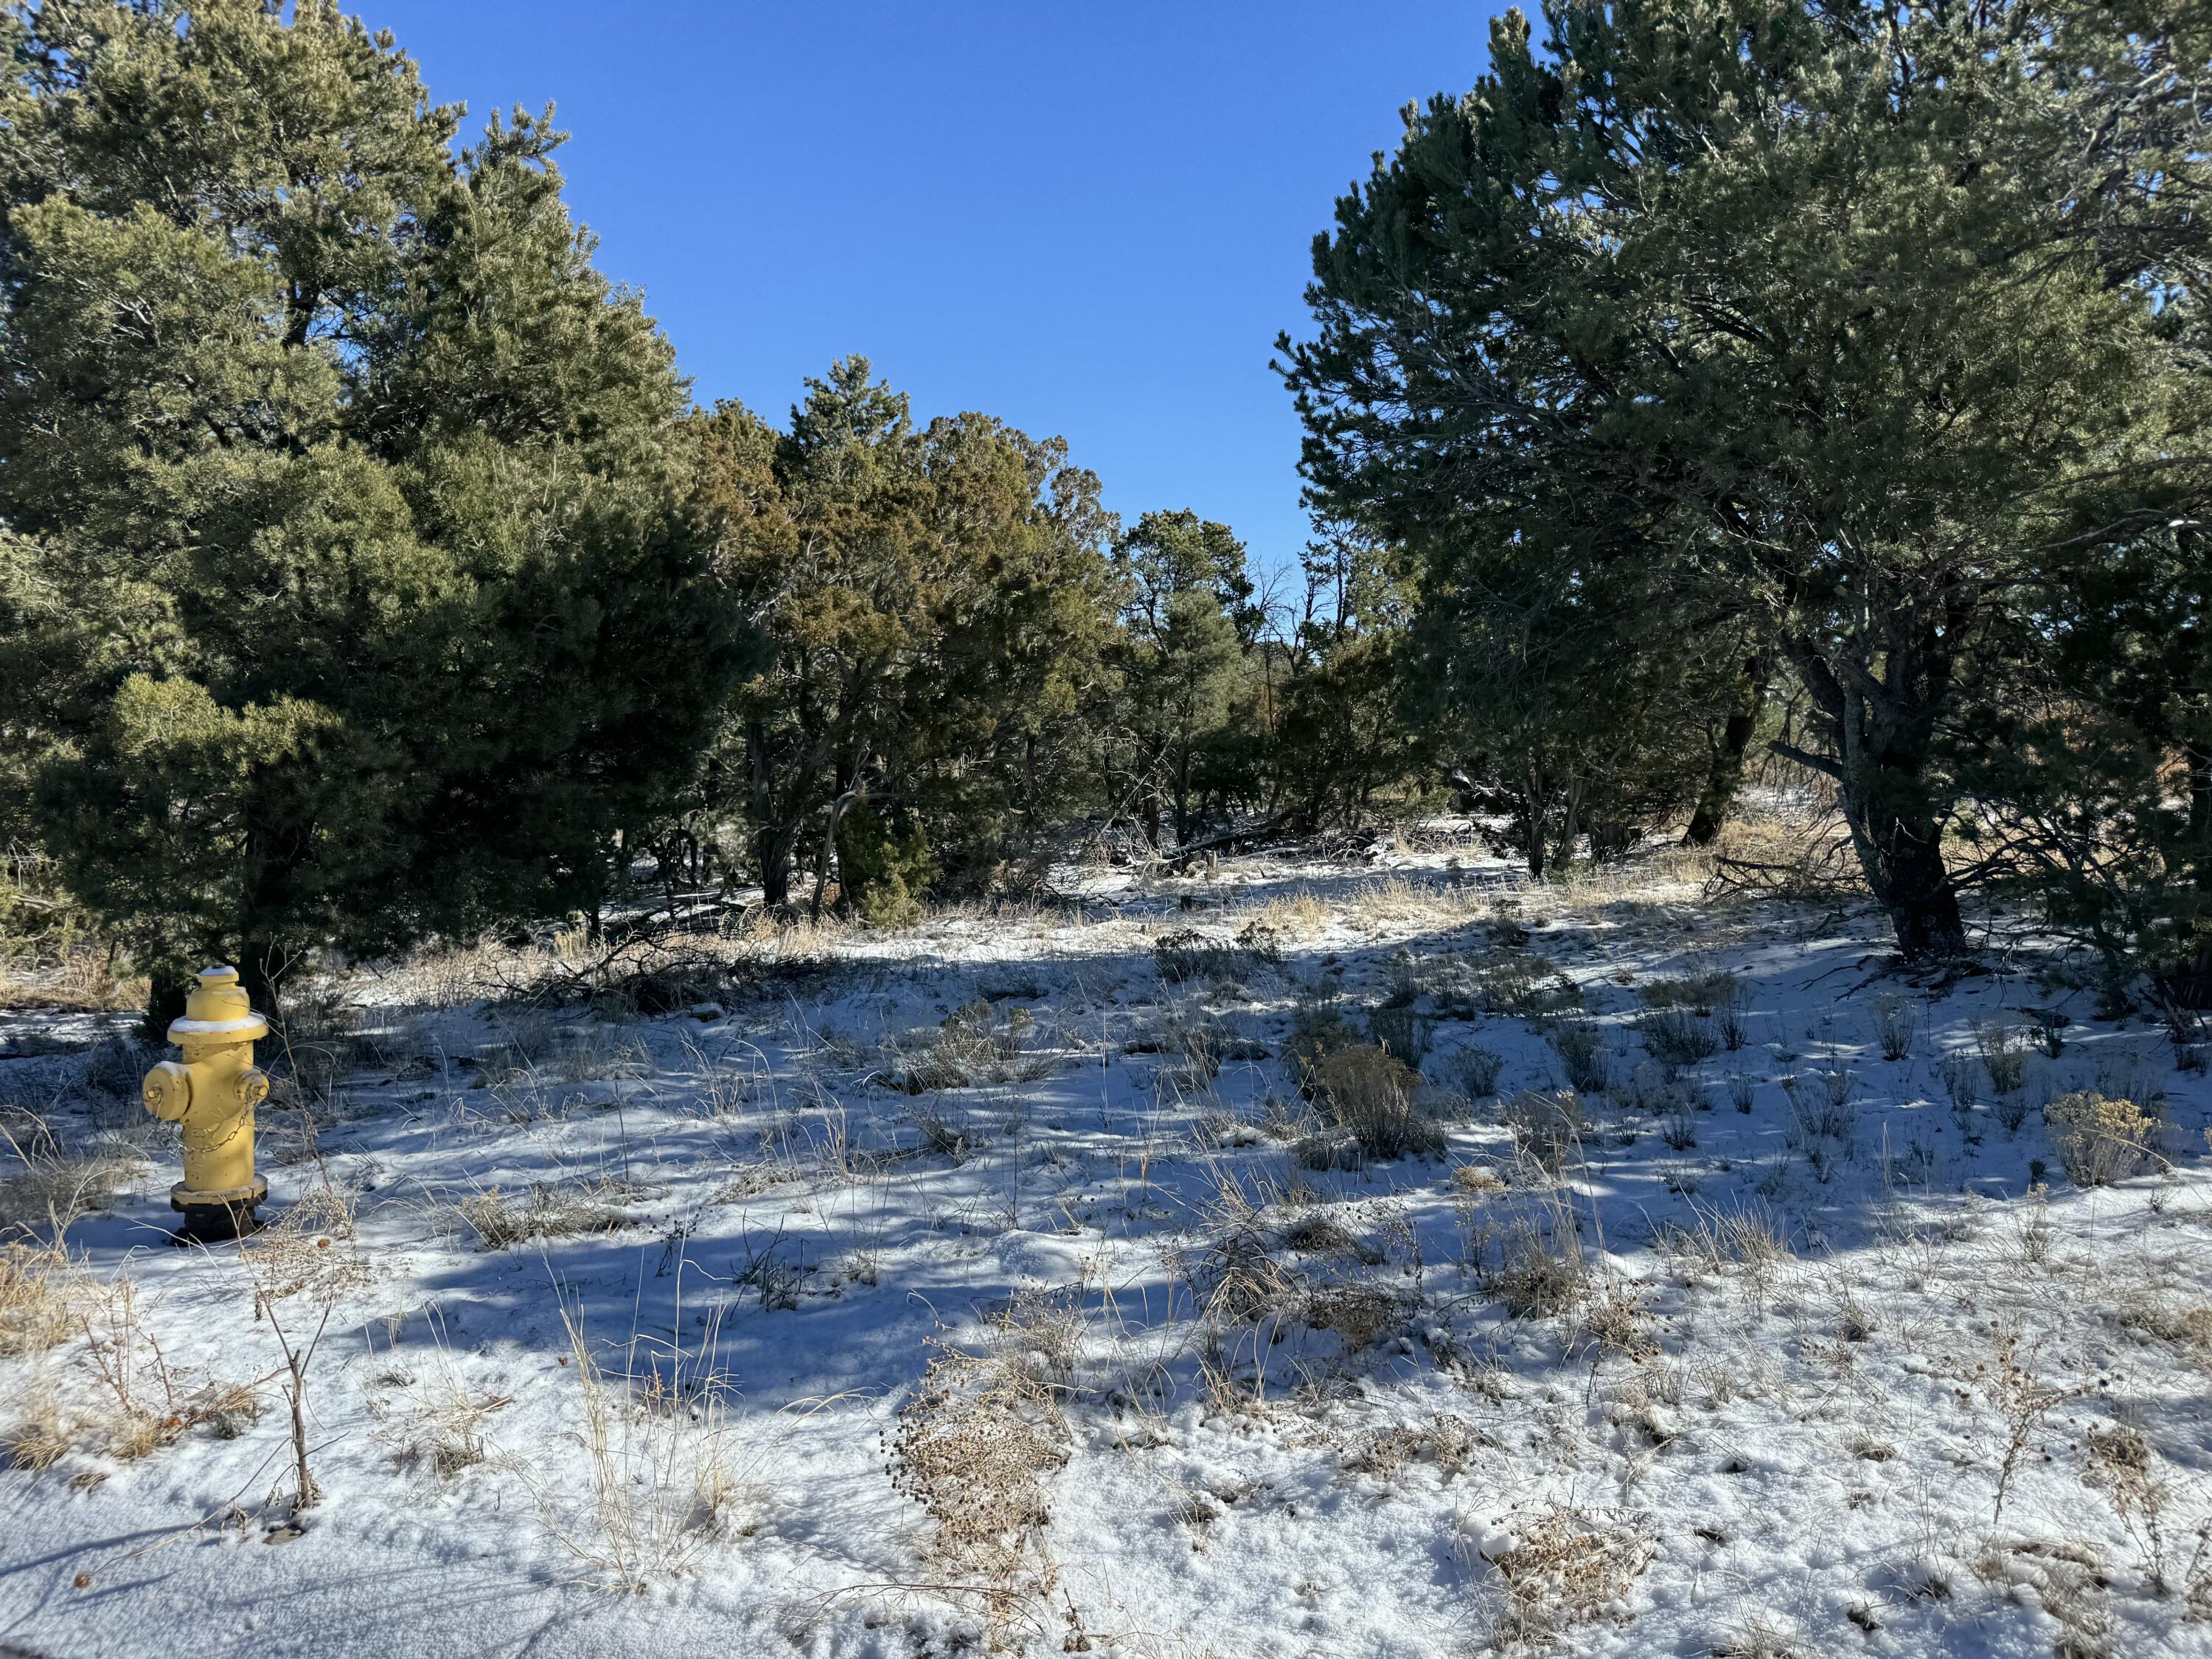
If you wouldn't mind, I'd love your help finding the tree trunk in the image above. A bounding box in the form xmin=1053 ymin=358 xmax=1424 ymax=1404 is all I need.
xmin=2187 ymin=740 xmax=2212 ymax=844
xmin=1778 ymin=640 xmax=1967 ymax=964
xmin=755 ymin=825 xmax=792 ymax=909
xmin=1684 ymin=653 xmax=1770 ymax=846
xmin=1844 ymin=800 xmax=1965 ymax=961
xmin=812 ymin=786 xmax=863 ymax=922
xmin=1522 ymin=759 xmax=1546 ymax=880
xmin=142 ymin=967 xmax=191 ymax=1042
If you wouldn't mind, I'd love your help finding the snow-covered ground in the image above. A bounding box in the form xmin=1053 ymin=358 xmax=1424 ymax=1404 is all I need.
xmin=4 ymin=829 xmax=2211 ymax=1658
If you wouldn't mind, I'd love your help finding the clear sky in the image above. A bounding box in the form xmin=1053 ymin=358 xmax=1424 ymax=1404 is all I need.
xmin=352 ymin=1 xmax=1505 ymax=586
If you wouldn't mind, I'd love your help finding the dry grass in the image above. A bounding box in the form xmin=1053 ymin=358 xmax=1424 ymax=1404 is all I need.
xmin=379 ymin=1363 xmax=513 ymax=1480
xmin=1466 ymin=1503 xmax=1659 ymax=1649
xmin=1343 ymin=1413 xmax=1482 ymax=1478
xmin=1175 ymin=1197 xmax=1305 ymax=1336
xmin=1306 ymin=1044 xmax=1446 ymax=1161
xmin=1703 ymin=813 xmax=1863 ymax=901
xmin=1304 ymin=1281 xmax=1406 ymax=1351
xmin=882 ymin=1000 xmax=1053 ymax=1093
xmin=1501 ymin=1089 xmax=1584 ymax=1176
xmin=0 ymin=943 xmax=142 ymax=1012
xmin=887 ymin=1313 xmax=1072 ymax=1635
xmin=1576 ymin=1281 xmax=1658 ymax=1362
xmin=456 ymin=1180 xmax=641 ymax=1250
xmin=1 ymin=1385 xmax=72 ymax=1470
xmin=0 ymin=1239 xmax=89 ymax=1356
xmin=0 ymin=1121 xmax=143 ymax=1242
xmin=1480 ymin=1197 xmax=1591 ymax=1321
xmin=12 ymin=1271 xmax=265 ymax=1469
xmin=525 ymin=1298 xmax=743 ymax=1593
xmin=1245 ymin=889 xmax=1330 ymax=935
xmin=1650 ymin=1198 xmax=1792 ymax=1298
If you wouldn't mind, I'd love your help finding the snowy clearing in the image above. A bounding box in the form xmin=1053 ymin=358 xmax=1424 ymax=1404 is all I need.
xmin=4 ymin=830 xmax=2211 ymax=1658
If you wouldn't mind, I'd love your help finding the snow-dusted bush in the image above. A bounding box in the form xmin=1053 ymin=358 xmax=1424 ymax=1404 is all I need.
xmin=1938 ymin=1050 xmax=1978 ymax=1117
xmin=1464 ymin=950 xmax=1582 ymax=1018
xmin=1152 ymin=928 xmax=1239 ymax=985
xmin=1452 ymin=1044 xmax=1505 ymax=1101
xmin=1637 ymin=1006 xmax=1719 ymax=1065
xmin=1978 ymin=1021 xmax=2030 ymax=1096
xmin=1366 ymin=1003 xmax=1432 ymax=1066
xmin=1870 ymin=993 xmax=1921 ymax=1061
xmin=2043 ymin=1091 xmax=2159 ymax=1187
xmin=1636 ymin=970 xmax=1738 ymax=1014
xmin=1286 ymin=988 xmax=1361 ymax=1085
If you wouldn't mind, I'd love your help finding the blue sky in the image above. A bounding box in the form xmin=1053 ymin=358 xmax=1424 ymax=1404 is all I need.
xmin=355 ymin=2 xmax=1504 ymax=585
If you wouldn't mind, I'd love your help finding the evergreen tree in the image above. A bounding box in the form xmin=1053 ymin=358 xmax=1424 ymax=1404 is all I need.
xmin=1283 ymin=1 xmax=2209 ymax=959
xmin=1270 ymin=521 xmax=1422 ymax=833
xmin=0 ymin=0 xmax=743 ymax=1021
xmin=690 ymin=361 xmax=1115 ymax=914
xmin=1108 ymin=510 xmax=1256 ymax=849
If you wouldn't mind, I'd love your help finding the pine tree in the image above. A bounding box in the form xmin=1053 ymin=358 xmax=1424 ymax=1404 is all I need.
xmin=1284 ymin=1 xmax=2209 ymax=959
xmin=1108 ymin=511 xmax=1256 ymax=849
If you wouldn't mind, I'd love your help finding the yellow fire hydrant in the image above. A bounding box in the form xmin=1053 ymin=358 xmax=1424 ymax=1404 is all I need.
xmin=142 ymin=964 xmax=272 ymax=1240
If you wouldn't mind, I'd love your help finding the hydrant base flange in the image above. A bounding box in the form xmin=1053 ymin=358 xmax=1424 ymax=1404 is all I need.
xmin=170 ymin=1175 xmax=269 ymax=1211
xmin=171 ymin=1175 xmax=268 ymax=1242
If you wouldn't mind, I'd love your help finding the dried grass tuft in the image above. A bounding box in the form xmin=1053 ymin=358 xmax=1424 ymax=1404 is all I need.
xmin=1467 ymin=1503 xmax=1659 ymax=1647
xmin=457 ymin=1182 xmax=639 ymax=1250
xmin=1501 ymin=1089 xmax=1583 ymax=1176
xmin=886 ymin=1312 xmax=1072 ymax=1635
xmin=1307 ymin=1045 xmax=1445 ymax=1161
xmin=0 ymin=1239 xmax=88 ymax=1357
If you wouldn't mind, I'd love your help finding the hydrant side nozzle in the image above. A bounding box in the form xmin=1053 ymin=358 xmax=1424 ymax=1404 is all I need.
xmin=144 ymin=1060 xmax=192 ymax=1121
xmin=233 ymin=1067 xmax=271 ymax=1110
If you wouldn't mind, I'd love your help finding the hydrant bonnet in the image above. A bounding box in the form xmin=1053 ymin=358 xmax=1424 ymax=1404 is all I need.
xmin=168 ymin=964 xmax=268 ymax=1044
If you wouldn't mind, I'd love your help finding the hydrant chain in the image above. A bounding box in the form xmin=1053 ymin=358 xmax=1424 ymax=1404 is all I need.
xmin=142 ymin=964 xmax=271 ymax=1242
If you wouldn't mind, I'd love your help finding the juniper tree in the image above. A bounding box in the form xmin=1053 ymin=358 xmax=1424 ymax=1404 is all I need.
xmin=0 ymin=0 xmax=743 ymax=1021
xmin=1270 ymin=520 xmax=1422 ymax=834
xmin=691 ymin=361 xmax=1115 ymax=914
